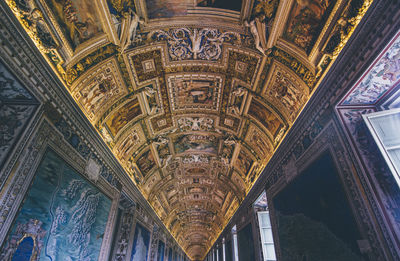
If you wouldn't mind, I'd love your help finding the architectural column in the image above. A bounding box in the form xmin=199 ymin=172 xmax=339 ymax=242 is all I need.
xmin=222 ymin=238 xmax=226 ymax=261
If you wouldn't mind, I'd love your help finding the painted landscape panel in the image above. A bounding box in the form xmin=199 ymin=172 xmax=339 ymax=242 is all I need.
xmin=0 ymin=149 xmax=112 ymax=261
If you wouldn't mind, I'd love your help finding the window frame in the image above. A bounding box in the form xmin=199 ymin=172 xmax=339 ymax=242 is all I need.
xmin=363 ymin=108 xmax=400 ymax=187
xmin=257 ymin=210 xmax=277 ymax=261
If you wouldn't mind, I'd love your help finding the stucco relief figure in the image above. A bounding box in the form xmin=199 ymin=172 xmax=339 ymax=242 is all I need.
xmin=245 ymin=0 xmax=279 ymax=55
xmin=245 ymin=19 xmax=267 ymax=55
xmin=144 ymin=86 xmax=159 ymax=115
xmin=229 ymin=87 xmax=246 ymax=115
xmin=249 ymin=129 xmax=270 ymax=156
xmin=120 ymin=10 xmax=144 ymax=53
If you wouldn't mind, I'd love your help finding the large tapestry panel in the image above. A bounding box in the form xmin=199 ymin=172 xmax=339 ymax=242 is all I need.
xmin=273 ymin=152 xmax=364 ymax=261
xmin=0 ymin=149 xmax=112 ymax=261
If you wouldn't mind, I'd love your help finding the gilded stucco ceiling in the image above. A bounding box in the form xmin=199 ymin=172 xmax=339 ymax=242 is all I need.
xmin=6 ymin=0 xmax=373 ymax=259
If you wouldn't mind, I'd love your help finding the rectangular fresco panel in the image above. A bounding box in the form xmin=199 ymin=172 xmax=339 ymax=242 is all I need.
xmin=136 ymin=149 xmax=156 ymax=177
xmin=248 ymin=99 xmax=283 ymax=137
xmin=273 ymin=152 xmax=364 ymax=261
xmin=105 ymin=98 xmax=142 ymax=137
xmin=173 ymin=134 xmax=218 ymax=155
xmin=169 ymin=76 xmax=222 ymax=112
xmin=44 ymin=0 xmax=103 ymax=49
xmin=130 ymin=222 xmax=151 ymax=261
xmin=145 ymin=0 xmax=190 ymax=19
xmin=283 ymin=0 xmax=336 ymax=53
xmin=0 ymin=149 xmax=112 ymax=260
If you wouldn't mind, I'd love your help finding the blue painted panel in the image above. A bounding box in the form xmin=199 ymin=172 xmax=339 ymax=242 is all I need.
xmin=12 ymin=237 xmax=34 ymax=261
xmin=130 ymin=222 xmax=151 ymax=261
xmin=158 ymin=241 xmax=165 ymax=261
xmin=1 ymin=149 xmax=112 ymax=260
xmin=168 ymin=247 xmax=173 ymax=261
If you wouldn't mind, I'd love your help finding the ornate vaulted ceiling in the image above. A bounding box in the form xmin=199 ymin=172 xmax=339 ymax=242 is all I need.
xmin=6 ymin=0 xmax=373 ymax=259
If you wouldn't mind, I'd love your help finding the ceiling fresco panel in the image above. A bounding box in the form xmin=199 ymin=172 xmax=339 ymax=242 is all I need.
xmin=145 ymin=0 xmax=190 ymax=19
xmin=5 ymin=0 xmax=375 ymax=258
xmin=41 ymin=0 xmax=104 ymax=50
xmin=283 ymin=0 xmax=337 ymax=53
xmin=70 ymin=58 xmax=129 ymax=122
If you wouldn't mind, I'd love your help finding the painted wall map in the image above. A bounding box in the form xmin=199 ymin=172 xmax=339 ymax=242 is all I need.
xmin=130 ymin=222 xmax=151 ymax=261
xmin=0 ymin=62 xmax=38 ymax=169
xmin=0 ymin=149 xmax=112 ymax=261
xmin=273 ymin=152 xmax=364 ymax=261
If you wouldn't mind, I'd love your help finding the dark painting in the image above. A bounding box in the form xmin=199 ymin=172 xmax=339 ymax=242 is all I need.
xmin=273 ymin=152 xmax=364 ymax=261
xmin=237 ymin=223 xmax=255 ymax=261
xmin=196 ymin=0 xmax=242 ymax=12
xmin=225 ymin=239 xmax=232 ymax=261
xmin=0 ymin=62 xmax=38 ymax=169
xmin=106 ymin=98 xmax=142 ymax=137
xmin=218 ymin=245 xmax=223 ymax=261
